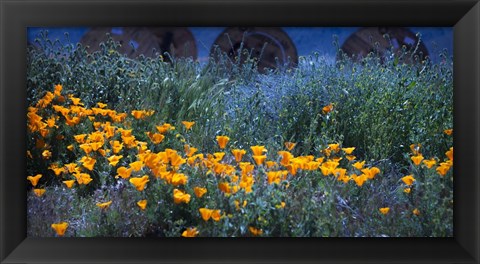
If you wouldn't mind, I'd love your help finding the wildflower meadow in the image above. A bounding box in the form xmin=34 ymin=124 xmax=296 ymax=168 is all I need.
xmin=27 ymin=32 xmax=453 ymax=237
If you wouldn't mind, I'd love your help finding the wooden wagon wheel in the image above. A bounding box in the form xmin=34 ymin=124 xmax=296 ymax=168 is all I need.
xmin=339 ymin=27 xmax=429 ymax=63
xmin=148 ymin=27 xmax=197 ymax=61
xmin=79 ymin=27 xmax=197 ymax=60
xmin=210 ymin=27 xmax=298 ymax=72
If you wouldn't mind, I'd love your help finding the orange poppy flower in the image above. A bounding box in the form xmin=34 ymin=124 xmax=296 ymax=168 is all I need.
xmin=379 ymin=207 xmax=390 ymax=215
xmin=422 ymin=158 xmax=437 ymax=168
xmin=342 ymin=147 xmax=355 ymax=154
xmin=401 ymin=175 xmax=416 ymax=186
xmin=278 ymin=151 xmax=293 ymax=166
xmin=107 ymin=155 xmax=123 ymax=166
xmin=265 ymin=161 xmax=277 ymax=169
xmin=411 ymin=155 xmax=424 ymax=166
xmin=74 ymin=172 xmax=93 ymax=185
xmin=181 ymin=227 xmax=199 ymax=237
xmin=352 ymin=161 xmax=365 ymax=170
xmin=169 ymin=152 xmax=186 ymax=167
xmin=352 ymin=174 xmax=367 ymax=187
xmin=267 ymin=171 xmax=282 ymax=185
xmin=218 ymin=182 xmax=231 ymax=193
xmin=216 ymin=136 xmax=230 ymax=149
xmin=286 ymin=163 xmax=299 ymax=176
xmin=284 ymin=142 xmax=296 ymax=151
xmin=146 ymin=132 xmax=165 ymax=144
xmin=116 ymin=166 xmax=132 ymax=179
xmin=33 ymin=188 xmax=46 ymax=197
xmin=129 ymin=160 xmax=144 ymax=172
xmin=48 ymin=163 xmax=65 ymax=176
xmin=214 ymin=152 xmax=225 ymax=161
xmin=184 ymin=145 xmax=198 ymax=157
xmin=156 ymin=123 xmax=175 ymax=134
xmin=137 ymin=199 xmax=147 ymax=210
xmin=194 ymin=187 xmax=207 ymax=198
xmin=231 ymin=149 xmax=246 ymax=162
xmin=80 ymin=156 xmax=96 ymax=171
xmin=42 ymin=150 xmax=52 ymax=159
xmin=328 ymin=143 xmax=340 ymax=153
xmin=171 ymin=173 xmax=188 ymax=186
xmin=96 ymin=201 xmax=112 ymax=210
xmin=249 ymin=226 xmax=263 ymax=236
xmin=63 ymin=180 xmax=75 ymax=189
xmin=173 ymin=189 xmax=191 ymax=204
xmin=252 ymin=155 xmax=267 ymax=165
xmin=54 ymin=84 xmax=63 ymax=96
xmin=322 ymin=103 xmax=333 ymax=114
xmin=362 ymin=167 xmax=380 ymax=180
xmin=110 ymin=140 xmax=123 ymax=154
xmin=211 ymin=210 xmax=221 ymax=221
xmin=250 ymin=145 xmax=267 ymax=156
xmin=51 ymin=222 xmax=69 ymax=236
xmin=436 ymin=165 xmax=450 ymax=176
xmin=129 ymin=176 xmax=150 ymax=191
xmin=27 ymin=174 xmax=42 ymax=187
xmin=181 ymin=121 xmax=195 ymax=130
xmin=199 ymin=208 xmax=213 ymax=221
xmin=410 ymin=144 xmax=422 ymax=155
xmin=445 ymin=147 xmax=453 ymax=161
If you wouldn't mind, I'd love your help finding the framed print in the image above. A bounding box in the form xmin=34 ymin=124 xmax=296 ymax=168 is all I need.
xmin=1 ymin=0 xmax=479 ymax=263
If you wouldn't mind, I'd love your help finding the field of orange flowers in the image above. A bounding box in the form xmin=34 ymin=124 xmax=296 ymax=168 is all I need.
xmin=27 ymin=82 xmax=453 ymax=237
xmin=25 ymin=33 xmax=454 ymax=236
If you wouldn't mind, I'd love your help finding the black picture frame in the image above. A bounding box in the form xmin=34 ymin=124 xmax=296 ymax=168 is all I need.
xmin=1 ymin=0 xmax=479 ymax=263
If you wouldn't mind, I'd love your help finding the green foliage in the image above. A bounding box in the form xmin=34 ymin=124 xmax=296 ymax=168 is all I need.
xmin=333 ymin=54 xmax=453 ymax=162
xmin=27 ymin=31 xmax=453 ymax=237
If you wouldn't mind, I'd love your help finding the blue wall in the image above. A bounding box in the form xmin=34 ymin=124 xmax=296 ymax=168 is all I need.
xmin=28 ymin=27 xmax=453 ymax=63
